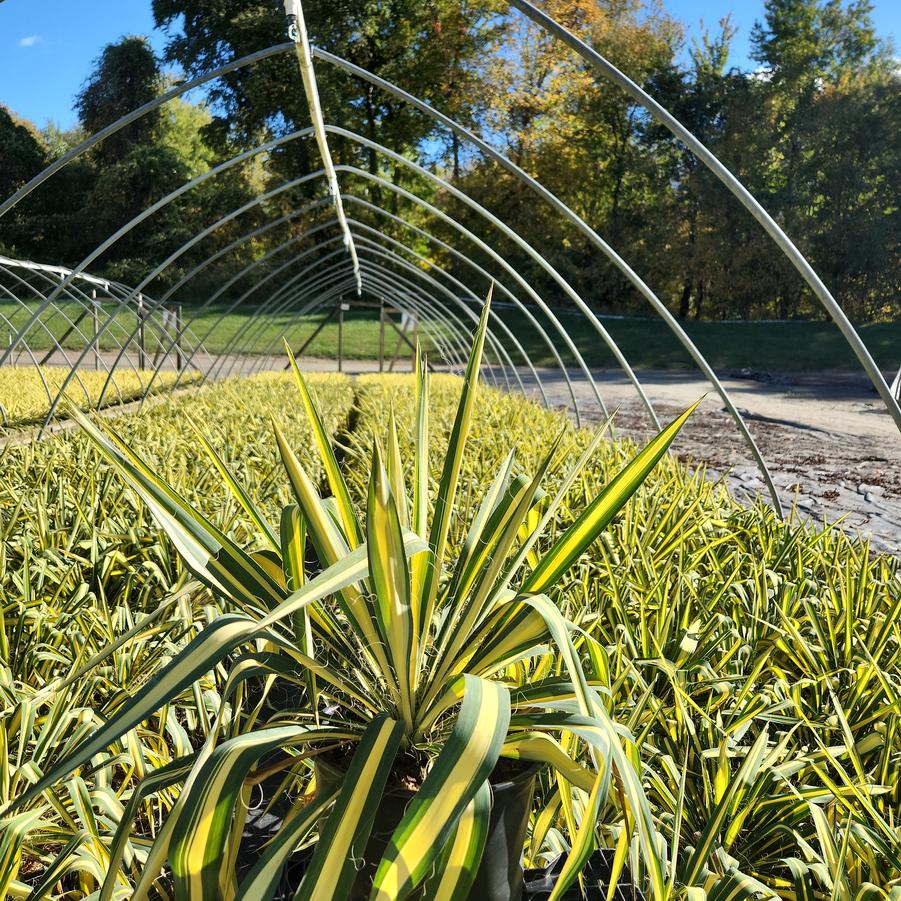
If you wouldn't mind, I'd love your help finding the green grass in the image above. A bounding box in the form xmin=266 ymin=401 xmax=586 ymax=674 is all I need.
xmin=3 ymin=298 xmax=898 ymax=372
xmin=0 ymin=301 xmax=435 ymax=361
xmin=505 ymin=309 xmax=901 ymax=372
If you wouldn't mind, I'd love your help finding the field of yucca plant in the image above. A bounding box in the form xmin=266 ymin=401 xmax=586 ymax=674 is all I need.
xmin=0 ymin=366 xmax=198 ymax=428
xmin=0 ymin=327 xmax=898 ymax=897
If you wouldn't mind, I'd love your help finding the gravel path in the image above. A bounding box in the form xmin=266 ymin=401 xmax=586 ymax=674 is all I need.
xmin=510 ymin=368 xmax=900 ymax=555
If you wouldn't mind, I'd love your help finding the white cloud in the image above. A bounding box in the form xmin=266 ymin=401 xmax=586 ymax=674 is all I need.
xmin=18 ymin=35 xmax=42 ymax=48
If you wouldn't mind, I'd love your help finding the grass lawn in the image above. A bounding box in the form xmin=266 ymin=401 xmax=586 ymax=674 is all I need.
xmin=2 ymin=298 xmax=898 ymax=372
xmin=504 ymin=308 xmax=901 ymax=372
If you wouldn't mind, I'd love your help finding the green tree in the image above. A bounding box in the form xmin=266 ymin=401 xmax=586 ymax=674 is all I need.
xmin=746 ymin=0 xmax=897 ymax=319
xmin=75 ymin=36 xmax=165 ymax=163
xmin=151 ymin=1 xmax=502 ymax=201
xmin=0 ymin=106 xmax=46 ymax=201
xmin=447 ymin=0 xmax=681 ymax=310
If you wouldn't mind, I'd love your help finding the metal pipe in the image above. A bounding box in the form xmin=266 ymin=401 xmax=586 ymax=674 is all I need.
xmin=316 ymin=45 xmax=780 ymax=509
xmin=283 ymin=0 xmax=361 ymax=294
xmin=230 ymin=257 xmax=475 ymax=383
xmin=347 ymin=216 xmax=548 ymax=406
xmin=510 ymin=0 xmax=901 ymax=438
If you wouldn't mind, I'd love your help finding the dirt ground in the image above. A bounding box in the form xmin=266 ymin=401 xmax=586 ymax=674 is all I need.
xmin=298 ymin=359 xmax=900 ymax=554
xmin=514 ymin=368 xmax=900 ymax=555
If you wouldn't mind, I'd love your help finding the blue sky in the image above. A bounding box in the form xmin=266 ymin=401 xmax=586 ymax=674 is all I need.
xmin=1 ymin=0 xmax=899 ymax=129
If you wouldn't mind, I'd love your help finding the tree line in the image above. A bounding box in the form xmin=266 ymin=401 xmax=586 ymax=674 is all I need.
xmin=1 ymin=0 xmax=898 ymax=322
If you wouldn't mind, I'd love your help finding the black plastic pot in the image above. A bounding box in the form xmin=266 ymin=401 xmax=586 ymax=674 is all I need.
xmin=314 ymin=756 xmax=540 ymax=900
xmin=523 ymin=851 xmax=646 ymax=900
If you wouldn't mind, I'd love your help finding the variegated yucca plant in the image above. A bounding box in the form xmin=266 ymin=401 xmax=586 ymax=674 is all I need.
xmin=8 ymin=297 xmax=696 ymax=900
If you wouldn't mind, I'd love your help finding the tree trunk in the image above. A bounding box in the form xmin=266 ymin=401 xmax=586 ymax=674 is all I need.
xmin=678 ymin=280 xmax=692 ymax=320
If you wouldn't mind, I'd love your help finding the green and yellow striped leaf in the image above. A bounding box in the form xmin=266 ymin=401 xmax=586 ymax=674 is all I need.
xmin=411 ymin=343 xmax=430 ymax=609
xmin=72 ymin=407 xmax=285 ymax=612
xmin=367 ymin=442 xmax=417 ymax=729
xmin=523 ymin=401 xmax=699 ymax=594
xmin=548 ymin=766 xmax=609 ymax=901
xmin=419 ymin=289 xmax=492 ymax=631
xmin=421 ymin=781 xmax=492 ymax=901
xmin=281 ymin=504 xmax=317 ymax=709
xmin=169 ymin=725 xmax=312 ymax=898
xmin=235 ymin=787 xmax=337 ymax=900
xmin=371 ymin=674 xmax=510 ymax=900
xmin=387 ymin=405 xmax=410 ymax=530
xmin=502 ymin=732 xmax=594 ymax=792
xmin=188 ymin=415 xmax=280 ymax=552
xmin=286 ymin=343 xmax=363 ymax=548
xmin=296 ymin=715 xmax=404 ymax=901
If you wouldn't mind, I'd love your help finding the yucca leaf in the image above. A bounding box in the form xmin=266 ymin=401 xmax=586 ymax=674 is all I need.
xmin=683 ymin=730 xmax=770 ymax=886
xmin=187 ymin=414 xmax=280 ymax=552
xmin=387 ymin=405 xmax=410 ymax=529
xmin=169 ymin=725 xmax=313 ymax=898
xmin=7 ymin=539 xmax=420 ymax=815
xmin=286 ymin=343 xmax=363 ymax=548
xmin=410 ymin=343 xmax=430 ymax=611
xmin=371 ymin=674 xmax=510 ymax=900
xmin=235 ymin=787 xmax=338 ymax=900
xmin=420 ymin=781 xmax=492 ymax=901
xmin=523 ymin=401 xmax=699 ymax=593
xmin=281 ymin=504 xmax=317 ymax=710
xmin=72 ymin=407 xmax=285 ymax=611
xmin=548 ymin=765 xmax=610 ymax=901
xmin=273 ymin=418 xmax=394 ymax=684
xmin=367 ymin=442 xmax=417 ymax=730
xmin=442 ymin=450 xmax=516 ymax=603
xmin=707 ymin=869 xmax=779 ymax=901
xmin=463 ymin=602 xmax=551 ymax=680
xmin=502 ymin=732 xmax=594 ymax=791
xmin=530 ymin=788 xmax=562 ymax=862
xmin=296 ymin=715 xmax=404 ymax=901
xmin=418 ymin=289 xmax=492 ymax=632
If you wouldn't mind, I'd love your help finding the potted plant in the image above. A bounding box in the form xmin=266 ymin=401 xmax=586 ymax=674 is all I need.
xmin=8 ymin=297 xmax=694 ymax=900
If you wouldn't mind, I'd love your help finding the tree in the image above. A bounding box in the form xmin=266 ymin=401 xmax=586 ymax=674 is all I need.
xmin=0 ymin=106 xmax=46 ymax=202
xmin=0 ymin=107 xmax=48 ymax=257
xmin=68 ymin=36 xmax=259 ymax=288
xmin=74 ymin=37 xmax=165 ymax=163
xmin=151 ymin=0 xmax=503 ymax=203
xmin=447 ymin=0 xmax=681 ymax=309
xmin=747 ymin=0 xmax=897 ymax=319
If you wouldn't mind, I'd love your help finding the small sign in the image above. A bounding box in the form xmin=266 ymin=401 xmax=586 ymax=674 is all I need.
xmin=340 ymin=303 xmax=351 ymax=312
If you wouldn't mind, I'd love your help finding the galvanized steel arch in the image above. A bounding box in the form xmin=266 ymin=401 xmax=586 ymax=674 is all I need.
xmin=312 ymin=45 xmax=781 ymax=510
xmin=0 ymin=6 xmax=894 ymax=523
xmin=511 ymin=0 xmax=901 ymax=435
xmin=213 ymin=243 xmax=496 ymax=386
xmin=206 ymin=249 xmax=475 ymax=385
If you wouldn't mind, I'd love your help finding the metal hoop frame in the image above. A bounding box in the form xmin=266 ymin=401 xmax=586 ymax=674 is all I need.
xmin=0 ymin=7 xmax=894 ymax=519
